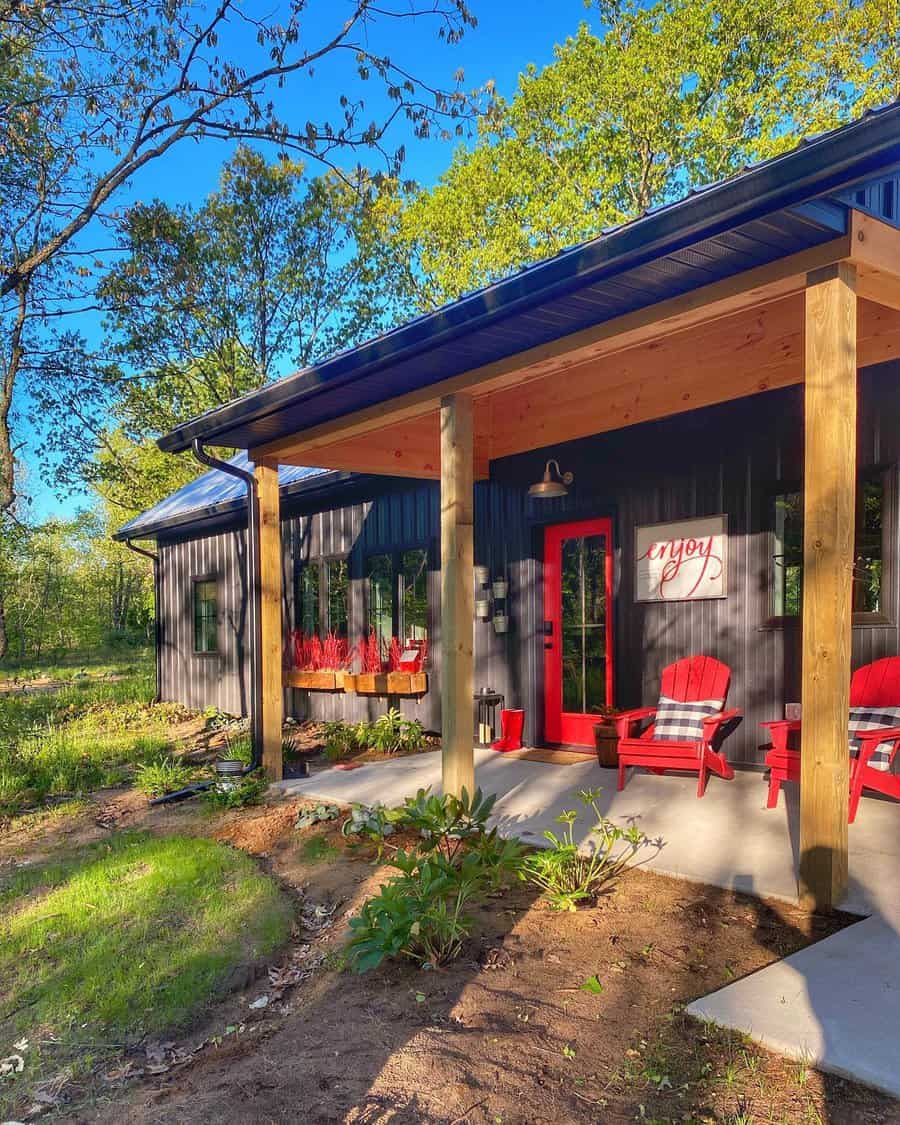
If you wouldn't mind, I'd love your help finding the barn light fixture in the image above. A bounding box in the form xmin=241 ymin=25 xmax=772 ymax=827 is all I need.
xmin=528 ymin=459 xmax=574 ymax=499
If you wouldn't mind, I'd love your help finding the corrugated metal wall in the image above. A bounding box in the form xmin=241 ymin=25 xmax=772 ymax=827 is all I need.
xmin=157 ymin=358 xmax=900 ymax=767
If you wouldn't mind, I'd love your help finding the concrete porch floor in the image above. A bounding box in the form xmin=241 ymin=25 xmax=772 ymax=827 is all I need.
xmin=276 ymin=750 xmax=900 ymax=1098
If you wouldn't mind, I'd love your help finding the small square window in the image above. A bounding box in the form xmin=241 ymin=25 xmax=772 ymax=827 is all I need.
xmin=193 ymin=579 xmax=218 ymax=653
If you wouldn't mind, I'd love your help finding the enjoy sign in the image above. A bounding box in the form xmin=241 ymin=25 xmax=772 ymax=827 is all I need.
xmin=635 ymin=515 xmax=727 ymax=602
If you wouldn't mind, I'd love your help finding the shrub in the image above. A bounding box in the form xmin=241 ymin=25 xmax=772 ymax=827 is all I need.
xmin=521 ymin=787 xmax=652 ymax=911
xmin=346 ymin=788 xmax=523 ymax=971
xmin=134 ymin=756 xmax=196 ymax=798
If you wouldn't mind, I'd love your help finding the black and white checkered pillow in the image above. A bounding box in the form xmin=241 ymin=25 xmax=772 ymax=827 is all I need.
xmin=848 ymin=707 xmax=900 ymax=772
xmin=652 ymin=695 xmax=724 ymax=742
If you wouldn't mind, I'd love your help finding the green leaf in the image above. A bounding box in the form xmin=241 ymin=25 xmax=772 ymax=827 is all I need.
xmin=580 ymin=975 xmax=604 ymax=995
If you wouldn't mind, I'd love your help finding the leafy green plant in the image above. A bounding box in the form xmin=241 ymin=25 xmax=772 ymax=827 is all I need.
xmin=134 ymin=756 xmax=195 ymax=798
xmin=348 ymin=848 xmax=498 ymax=971
xmin=369 ymin=708 xmax=426 ymax=754
xmin=296 ymin=802 xmax=341 ymax=829
xmin=201 ymin=775 xmax=268 ymax=810
xmin=346 ymin=788 xmax=523 ymax=972
xmin=521 ymin=788 xmax=652 ymax=911
xmin=321 ymin=720 xmax=359 ymax=761
xmin=401 ymin=786 xmax=497 ymax=861
xmin=222 ymin=731 xmax=253 ymax=766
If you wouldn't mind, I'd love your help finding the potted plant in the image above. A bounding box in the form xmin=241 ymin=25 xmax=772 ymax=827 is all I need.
xmin=592 ymin=707 xmax=621 ymax=769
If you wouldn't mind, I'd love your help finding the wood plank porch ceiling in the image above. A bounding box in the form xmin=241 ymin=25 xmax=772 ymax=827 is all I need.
xmin=252 ymin=212 xmax=900 ymax=479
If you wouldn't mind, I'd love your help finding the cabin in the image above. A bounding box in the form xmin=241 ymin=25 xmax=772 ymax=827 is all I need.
xmin=117 ymin=103 xmax=900 ymax=911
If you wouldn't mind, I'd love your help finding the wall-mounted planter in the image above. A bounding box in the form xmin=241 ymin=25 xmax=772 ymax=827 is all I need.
xmin=345 ymin=672 xmax=428 ymax=696
xmin=493 ymin=613 xmax=509 ymax=634
xmin=474 ymin=565 xmax=490 ymax=585
xmin=475 ymin=597 xmax=491 ymax=619
xmin=492 ymin=578 xmax=508 ymax=600
xmin=285 ymin=669 xmax=346 ymax=691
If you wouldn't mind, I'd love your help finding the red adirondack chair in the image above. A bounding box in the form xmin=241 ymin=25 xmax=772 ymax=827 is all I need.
xmin=763 ymin=655 xmax=900 ymax=822
xmin=616 ymin=656 xmax=741 ymax=797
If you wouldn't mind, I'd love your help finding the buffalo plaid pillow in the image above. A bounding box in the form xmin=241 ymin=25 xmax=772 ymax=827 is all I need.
xmin=848 ymin=707 xmax=900 ymax=772
xmin=653 ymin=695 xmax=724 ymax=742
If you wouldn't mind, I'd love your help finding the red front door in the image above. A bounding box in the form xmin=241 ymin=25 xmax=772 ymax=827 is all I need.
xmin=543 ymin=518 xmax=614 ymax=746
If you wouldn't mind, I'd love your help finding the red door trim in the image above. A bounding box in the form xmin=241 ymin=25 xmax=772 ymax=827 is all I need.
xmin=543 ymin=518 xmax=614 ymax=747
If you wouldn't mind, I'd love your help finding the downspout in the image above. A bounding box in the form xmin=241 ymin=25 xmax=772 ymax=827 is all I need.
xmin=190 ymin=440 xmax=263 ymax=774
xmin=124 ymin=538 xmax=162 ymax=705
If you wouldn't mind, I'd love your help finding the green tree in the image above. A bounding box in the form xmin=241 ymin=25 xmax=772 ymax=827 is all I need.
xmin=31 ymin=150 xmax=417 ymax=512
xmin=0 ymin=0 xmax=479 ymax=656
xmin=397 ymin=0 xmax=899 ymax=306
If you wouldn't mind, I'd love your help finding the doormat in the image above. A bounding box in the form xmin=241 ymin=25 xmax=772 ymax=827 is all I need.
xmin=496 ymin=747 xmax=595 ymax=766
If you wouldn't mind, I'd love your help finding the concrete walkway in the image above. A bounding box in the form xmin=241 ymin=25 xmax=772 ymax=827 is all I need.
xmin=277 ymin=749 xmax=900 ymax=1098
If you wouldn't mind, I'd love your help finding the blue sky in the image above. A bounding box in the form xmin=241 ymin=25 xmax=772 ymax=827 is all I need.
xmin=24 ymin=0 xmax=603 ymax=521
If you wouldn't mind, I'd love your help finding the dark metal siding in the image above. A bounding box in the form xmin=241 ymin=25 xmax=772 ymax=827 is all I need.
xmin=492 ymin=358 xmax=900 ymax=766
xmin=156 ymin=359 xmax=900 ymax=767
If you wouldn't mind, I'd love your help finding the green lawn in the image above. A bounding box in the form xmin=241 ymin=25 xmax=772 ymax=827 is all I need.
xmin=0 ymin=832 xmax=293 ymax=1111
xmin=0 ymin=652 xmax=198 ymax=814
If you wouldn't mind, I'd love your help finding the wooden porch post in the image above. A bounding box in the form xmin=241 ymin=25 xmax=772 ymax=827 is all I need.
xmin=799 ymin=261 xmax=857 ymax=910
xmin=254 ymin=457 xmax=284 ymax=781
xmin=440 ymin=393 xmax=475 ymax=797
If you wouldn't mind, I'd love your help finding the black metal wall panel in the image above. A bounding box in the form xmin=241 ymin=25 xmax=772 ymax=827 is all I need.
xmin=155 ymin=359 xmax=900 ymax=768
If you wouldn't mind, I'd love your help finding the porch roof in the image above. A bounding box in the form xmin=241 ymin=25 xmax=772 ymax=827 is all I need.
xmin=158 ymin=101 xmax=900 ymax=466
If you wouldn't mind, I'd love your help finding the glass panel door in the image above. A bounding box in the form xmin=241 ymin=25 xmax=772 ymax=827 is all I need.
xmin=560 ymin=534 xmax=608 ymax=716
xmin=544 ymin=519 xmax=613 ymax=746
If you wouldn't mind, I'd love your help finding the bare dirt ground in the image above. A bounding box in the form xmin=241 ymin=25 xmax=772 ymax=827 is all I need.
xmin=3 ymin=786 xmax=898 ymax=1125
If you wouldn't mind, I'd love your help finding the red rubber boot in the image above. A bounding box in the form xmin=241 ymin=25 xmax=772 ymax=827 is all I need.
xmin=491 ymin=709 xmax=525 ymax=752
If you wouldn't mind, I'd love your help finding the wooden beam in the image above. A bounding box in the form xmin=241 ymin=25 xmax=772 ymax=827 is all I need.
xmin=255 ymin=458 xmax=284 ymax=781
xmin=856 ymin=266 xmax=900 ymax=312
xmin=485 ymin=295 xmax=900 ymax=461
xmin=850 ymin=209 xmax=900 ymax=277
xmin=440 ymin=393 xmax=475 ymax=798
xmin=272 ymin=410 xmax=492 ymax=481
xmin=799 ymin=261 xmax=857 ymax=911
xmin=253 ymin=235 xmax=850 ymax=465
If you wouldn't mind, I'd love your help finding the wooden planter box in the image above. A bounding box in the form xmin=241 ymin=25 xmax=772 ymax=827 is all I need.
xmin=344 ymin=672 xmax=428 ymax=696
xmin=285 ymin=669 xmax=346 ymax=692
xmin=593 ymin=722 xmax=619 ymax=769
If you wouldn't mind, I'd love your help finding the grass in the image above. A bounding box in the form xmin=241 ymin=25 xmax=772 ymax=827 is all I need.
xmin=300 ymin=831 xmax=342 ymax=864
xmin=0 ymin=831 xmax=293 ymax=1111
xmin=0 ymin=652 xmax=199 ymax=815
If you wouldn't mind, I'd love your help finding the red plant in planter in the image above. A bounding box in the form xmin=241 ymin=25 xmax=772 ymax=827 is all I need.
xmin=386 ymin=636 xmax=404 ymax=672
xmin=357 ymin=629 xmax=385 ymax=674
xmin=291 ymin=630 xmax=320 ymax=670
xmin=321 ymin=631 xmax=350 ymax=671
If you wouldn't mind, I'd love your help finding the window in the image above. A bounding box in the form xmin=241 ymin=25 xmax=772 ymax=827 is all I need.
xmin=298 ymin=564 xmax=320 ymax=635
xmin=770 ymin=471 xmax=889 ymax=620
xmin=367 ymin=554 xmax=393 ymax=643
xmin=401 ymin=548 xmax=428 ymax=641
xmin=326 ymin=559 xmax=349 ymax=636
xmin=296 ymin=557 xmax=348 ymax=635
xmin=192 ymin=579 xmax=218 ymax=653
xmin=364 ymin=546 xmax=430 ymax=643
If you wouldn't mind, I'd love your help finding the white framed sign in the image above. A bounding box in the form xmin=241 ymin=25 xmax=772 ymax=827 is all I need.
xmin=635 ymin=515 xmax=727 ymax=602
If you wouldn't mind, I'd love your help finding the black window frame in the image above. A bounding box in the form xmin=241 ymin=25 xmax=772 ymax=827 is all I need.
xmin=764 ymin=465 xmax=896 ymax=628
xmin=294 ymin=554 xmax=351 ymax=637
xmin=363 ymin=542 xmax=432 ymax=645
xmin=191 ymin=575 xmax=219 ymax=655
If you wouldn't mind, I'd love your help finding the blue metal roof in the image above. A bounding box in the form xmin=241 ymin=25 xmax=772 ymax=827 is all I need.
xmin=115 ymin=452 xmax=334 ymax=540
xmin=157 ymin=101 xmax=900 ymax=457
